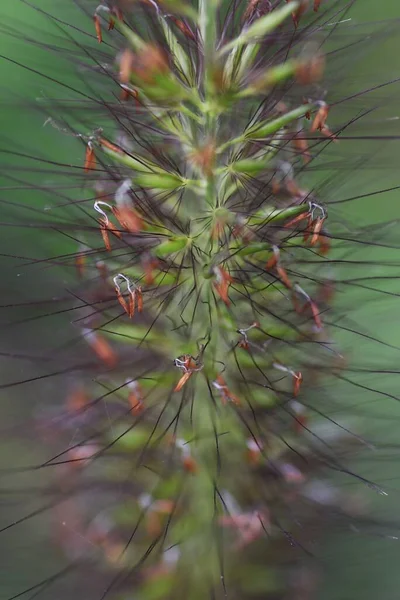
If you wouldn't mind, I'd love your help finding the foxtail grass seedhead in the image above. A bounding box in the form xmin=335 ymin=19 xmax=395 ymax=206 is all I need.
xmin=2 ymin=1 xmax=400 ymax=600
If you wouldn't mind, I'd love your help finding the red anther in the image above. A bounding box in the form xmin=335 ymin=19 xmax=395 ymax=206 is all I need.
xmin=112 ymin=205 xmax=143 ymax=233
xmin=142 ymin=257 xmax=159 ymax=285
xmin=276 ymin=265 xmax=292 ymax=289
xmin=183 ymin=455 xmax=198 ymax=474
xmin=145 ymin=500 xmax=175 ymax=537
xmin=279 ymin=463 xmax=305 ymax=484
xmin=317 ymin=279 xmax=335 ymax=305
xmin=319 ymin=232 xmax=330 ymax=255
xmin=284 ymin=212 xmax=309 ymax=229
xmin=156 ymin=500 xmax=175 ymax=514
xmin=294 ymin=413 xmax=308 ymax=434
xmin=246 ymin=439 xmax=262 ymax=466
xmin=137 ymin=286 xmax=143 ymax=313
xmin=214 ymin=280 xmax=230 ymax=305
xmin=114 ymin=8 xmax=124 ymax=20
xmin=93 ymin=14 xmax=102 ymax=43
xmin=146 ymin=512 xmax=162 ymax=537
xmin=303 ymin=213 xmax=313 ymax=242
xmin=127 ymin=381 xmax=144 ymax=414
xmin=99 ymin=137 xmax=124 ymax=154
xmin=115 ymin=286 xmax=129 ymax=315
xmin=174 ymin=372 xmax=192 ymax=392
xmin=286 ymin=178 xmax=303 ymax=197
xmin=271 ymin=177 xmax=281 ymax=195
xmin=310 ymin=102 xmax=329 ymax=133
xmin=108 ymin=16 xmax=115 ymax=30
xmin=119 ymin=48 xmax=134 ymax=85
xmin=242 ymin=0 xmax=260 ymax=23
xmin=213 ymin=267 xmax=233 ymax=306
xmin=86 ymin=330 xmax=117 ymax=368
xmin=120 ymin=87 xmax=130 ymax=102
xmin=219 ymin=510 xmax=270 ymax=549
xmin=296 ymin=55 xmax=325 ymax=85
xmin=310 ymin=300 xmax=323 ymax=330
xmin=75 ymin=252 xmax=85 ymax=279
xmin=100 ymin=222 xmax=111 ymax=251
xmin=211 ymin=220 xmax=225 ymax=241
xmin=293 ymin=371 xmax=303 ymax=396
xmin=213 ymin=375 xmax=241 ymax=406
xmin=310 ymin=216 xmax=325 ymax=246
xmin=67 ymin=387 xmax=89 ymax=414
xmin=265 ymin=253 xmax=278 ymax=270
xmin=292 ymin=132 xmax=311 ymax=164
xmin=314 ymin=0 xmax=321 ymax=11
xmin=291 ymin=292 xmax=303 ymax=314
xmin=288 ymin=0 xmax=308 ymax=27
xmin=120 ymin=87 xmax=139 ymax=104
xmin=68 ymin=444 xmax=99 ymax=469
xmin=169 ymin=16 xmax=196 ymax=41
xmin=238 ymin=339 xmax=249 ymax=351
xmin=128 ymin=289 xmax=136 ymax=318
xmin=303 ymin=99 xmax=311 ymax=120
xmin=320 ymin=125 xmax=337 ymax=141
xmin=84 ymin=143 xmax=96 ymax=172
xmin=133 ymin=44 xmax=169 ymax=84
xmin=108 ymin=218 xmax=123 ymax=239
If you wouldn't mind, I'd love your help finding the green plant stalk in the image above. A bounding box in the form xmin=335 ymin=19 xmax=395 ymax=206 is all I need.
xmin=23 ymin=1 xmax=391 ymax=599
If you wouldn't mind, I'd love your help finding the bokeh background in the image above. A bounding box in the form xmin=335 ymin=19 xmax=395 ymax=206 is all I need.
xmin=0 ymin=1 xmax=400 ymax=599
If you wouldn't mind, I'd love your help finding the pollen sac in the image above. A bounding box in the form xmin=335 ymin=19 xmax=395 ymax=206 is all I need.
xmin=295 ymin=54 xmax=325 ymax=84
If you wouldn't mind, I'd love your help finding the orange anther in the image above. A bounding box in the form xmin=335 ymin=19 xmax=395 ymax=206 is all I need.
xmin=84 ymin=143 xmax=96 ymax=172
xmin=292 ymin=132 xmax=311 ymax=164
xmin=93 ymin=14 xmax=102 ymax=43
xmin=115 ymin=287 xmax=129 ymax=315
xmin=276 ymin=265 xmax=292 ymax=289
xmin=174 ymin=371 xmax=193 ymax=392
xmin=183 ymin=455 xmax=198 ymax=474
xmin=99 ymin=138 xmax=124 ymax=154
xmin=127 ymin=380 xmax=144 ymax=414
xmin=75 ymin=251 xmax=85 ymax=279
xmin=288 ymin=0 xmax=308 ymax=27
xmin=128 ymin=289 xmax=136 ymax=318
xmin=303 ymin=213 xmax=314 ymax=242
xmin=319 ymin=233 xmax=330 ymax=255
xmin=213 ymin=375 xmax=240 ymax=406
xmin=213 ymin=266 xmax=233 ymax=306
xmin=119 ymin=48 xmax=134 ymax=85
xmin=310 ymin=300 xmax=323 ymax=330
xmin=112 ymin=205 xmax=143 ymax=233
xmin=265 ymin=254 xmax=277 ymax=270
xmin=169 ymin=16 xmax=196 ymax=41
xmin=296 ymin=54 xmax=325 ymax=85
xmin=310 ymin=102 xmax=329 ymax=133
xmin=67 ymin=387 xmax=89 ymax=414
xmin=100 ymin=222 xmax=111 ymax=251
xmin=310 ymin=216 xmax=325 ymax=246
xmin=284 ymin=212 xmax=309 ymax=229
xmin=293 ymin=371 xmax=303 ymax=396
xmin=137 ymin=286 xmax=143 ymax=313
xmin=85 ymin=330 xmax=117 ymax=368
xmin=246 ymin=439 xmax=262 ymax=466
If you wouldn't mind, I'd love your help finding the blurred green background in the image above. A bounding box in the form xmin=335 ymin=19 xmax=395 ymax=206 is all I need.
xmin=1 ymin=1 xmax=400 ymax=599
